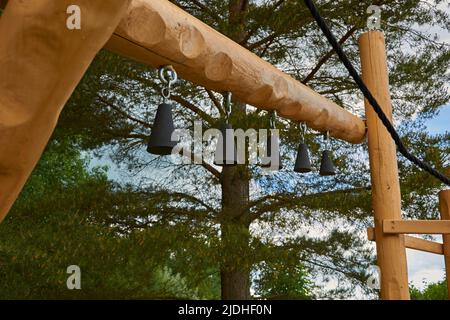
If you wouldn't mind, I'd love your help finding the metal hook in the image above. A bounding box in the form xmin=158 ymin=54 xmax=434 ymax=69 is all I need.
xmin=224 ymin=92 xmax=232 ymax=123
xmin=324 ymin=131 xmax=332 ymax=150
xmin=299 ymin=122 xmax=307 ymax=143
xmin=159 ymin=65 xmax=178 ymax=102
xmin=269 ymin=111 xmax=276 ymax=129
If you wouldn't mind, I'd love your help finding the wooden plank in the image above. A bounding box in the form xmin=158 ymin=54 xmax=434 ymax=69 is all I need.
xmin=368 ymin=228 xmax=444 ymax=255
xmin=405 ymin=236 xmax=444 ymax=255
xmin=104 ymin=0 xmax=367 ymax=144
xmin=383 ymin=220 xmax=450 ymax=234
xmin=359 ymin=31 xmax=410 ymax=299
xmin=0 ymin=0 xmax=130 ymax=223
xmin=438 ymin=190 xmax=450 ymax=299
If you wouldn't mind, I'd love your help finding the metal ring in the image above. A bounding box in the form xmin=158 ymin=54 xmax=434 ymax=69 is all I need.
xmin=159 ymin=65 xmax=178 ymax=86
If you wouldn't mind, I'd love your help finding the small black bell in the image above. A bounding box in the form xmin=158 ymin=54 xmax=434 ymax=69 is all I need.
xmin=319 ymin=150 xmax=336 ymax=176
xmin=294 ymin=143 xmax=312 ymax=173
xmin=147 ymin=103 xmax=177 ymax=155
xmin=214 ymin=123 xmax=237 ymax=166
xmin=261 ymin=133 xmax=283 ymax=170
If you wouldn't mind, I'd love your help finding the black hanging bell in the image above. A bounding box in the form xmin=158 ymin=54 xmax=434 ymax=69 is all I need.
xmin=319 ymin=150 xmax=336 ymax=176
xmin=294 ymin=143 xmax=312 ymax=173
xmin=147 ymin=103 xmax=177 ymax=155
xmin=214 ymin=123 xmax=238 ymax=166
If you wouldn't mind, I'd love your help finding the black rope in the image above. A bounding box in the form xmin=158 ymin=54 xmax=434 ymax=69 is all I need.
xmin=303 ymin=0 xmax=450 ymax=186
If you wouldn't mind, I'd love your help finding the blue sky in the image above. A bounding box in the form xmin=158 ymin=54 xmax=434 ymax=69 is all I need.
xmin=426 ymin=104 xmax=450 ymax=134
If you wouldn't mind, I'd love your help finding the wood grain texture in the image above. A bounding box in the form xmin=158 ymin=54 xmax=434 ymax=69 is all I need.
xmin=383 ymin=220 xmax=450 ymax=234
xmin=359 ymin=31 xmax=410 ymax=300
xmin=0 ymin=0 xmax=130 ymax=223
xmin=104 ymin=0 xmax=367 ymax=144
xmin=438 ymin=190 xmax=450 ymax=299
xmin=368 ymin=228 xmax=444 ymax=255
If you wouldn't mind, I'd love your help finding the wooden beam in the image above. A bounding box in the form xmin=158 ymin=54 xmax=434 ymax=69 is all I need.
xmin=438 ymin=190 xmax=450 ymax=299
xmin=368 ymin=228 xmax=444 ymax=255
xmin=104 ymin=0 xmax=367 ymax=144
xmin=0 ymin=0 xmax=131 ymax=223
xmin=383 ymin=220 xmax=450 ymax=234
xmin=359 ymin=31 xmax=410 ymax=300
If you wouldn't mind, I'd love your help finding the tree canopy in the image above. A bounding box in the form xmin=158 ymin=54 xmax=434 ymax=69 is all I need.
xmin=1 ymin=0 xmax=449 ymax=299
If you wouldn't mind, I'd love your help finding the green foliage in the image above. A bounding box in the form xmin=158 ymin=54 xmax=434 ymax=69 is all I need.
xmin=2 ymin=0 xmax=449 ymax=299
xmin=0 ymin=139 xmax=216 ymax=299
xmin=410 ymin=280 xmax=448 ymax=300
xmin=254 ymin=262 xmax=313 ymax=300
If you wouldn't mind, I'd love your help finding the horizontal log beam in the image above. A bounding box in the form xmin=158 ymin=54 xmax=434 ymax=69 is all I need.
xmin=104 ymin=0 xmax=367 ymax=144
xmin=368 ymin=228 xmax=444 ymax=255
xmin=383 ymin=220 xmax=450 ymax=235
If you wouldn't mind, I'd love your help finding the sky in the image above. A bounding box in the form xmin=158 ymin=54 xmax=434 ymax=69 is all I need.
xmin=426 ymin=104 xmax=450 ymax=134
xmin=406 ymin=0 xmax=450 ymax=292
xmin=406 ymin=105 xmax=449 ymax=291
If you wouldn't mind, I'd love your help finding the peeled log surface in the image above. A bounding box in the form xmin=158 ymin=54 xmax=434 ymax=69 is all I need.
xmin=105 ymin=0 xmax=366 ymax=144
xmin=0 ymin=0 xmax=130 ymax=223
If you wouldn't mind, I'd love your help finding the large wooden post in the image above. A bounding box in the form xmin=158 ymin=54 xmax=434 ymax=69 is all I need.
xmin=0 ymin=0 xmax=130 ymax=223
xmin=438 ymin=190 xmax=450 ymax=299
xmin=359 ymin=31 xmax=410 ymax=300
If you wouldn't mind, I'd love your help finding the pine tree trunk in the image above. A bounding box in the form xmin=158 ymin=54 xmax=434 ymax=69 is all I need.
xmin=220 ymin=96 xmax=250 ymax=300
xmin=220 ymin=165 xmax=251 ymax=300
xmin=219 ymin=0 xmax=251 ymax=301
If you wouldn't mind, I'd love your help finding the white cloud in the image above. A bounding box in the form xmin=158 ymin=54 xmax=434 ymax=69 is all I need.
xmin=407 ymin=249 xmax=446 ymax=289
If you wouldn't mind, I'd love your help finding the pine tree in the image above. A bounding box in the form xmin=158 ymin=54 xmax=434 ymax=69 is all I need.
xmin=56 ymin=0 xmax=450 ymax=299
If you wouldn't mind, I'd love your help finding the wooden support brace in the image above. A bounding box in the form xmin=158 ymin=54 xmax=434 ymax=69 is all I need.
xmin=368 ymin=228 xmax=444 ymax=255
xmin=383 ymin=220 xmax=450 ymax=235
xmin=438 ymin=190 xmax=450 ymax=299
xmin=104 ymin=0 xmax=367 ymax=144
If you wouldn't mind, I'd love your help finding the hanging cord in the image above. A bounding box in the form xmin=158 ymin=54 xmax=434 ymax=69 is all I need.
xmin=303 ymin=0 xmax=450 ymax=186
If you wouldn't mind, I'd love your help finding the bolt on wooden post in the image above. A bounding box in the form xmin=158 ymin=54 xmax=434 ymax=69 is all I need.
xmin=359 ymin=31 xmax=410 ymax=300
